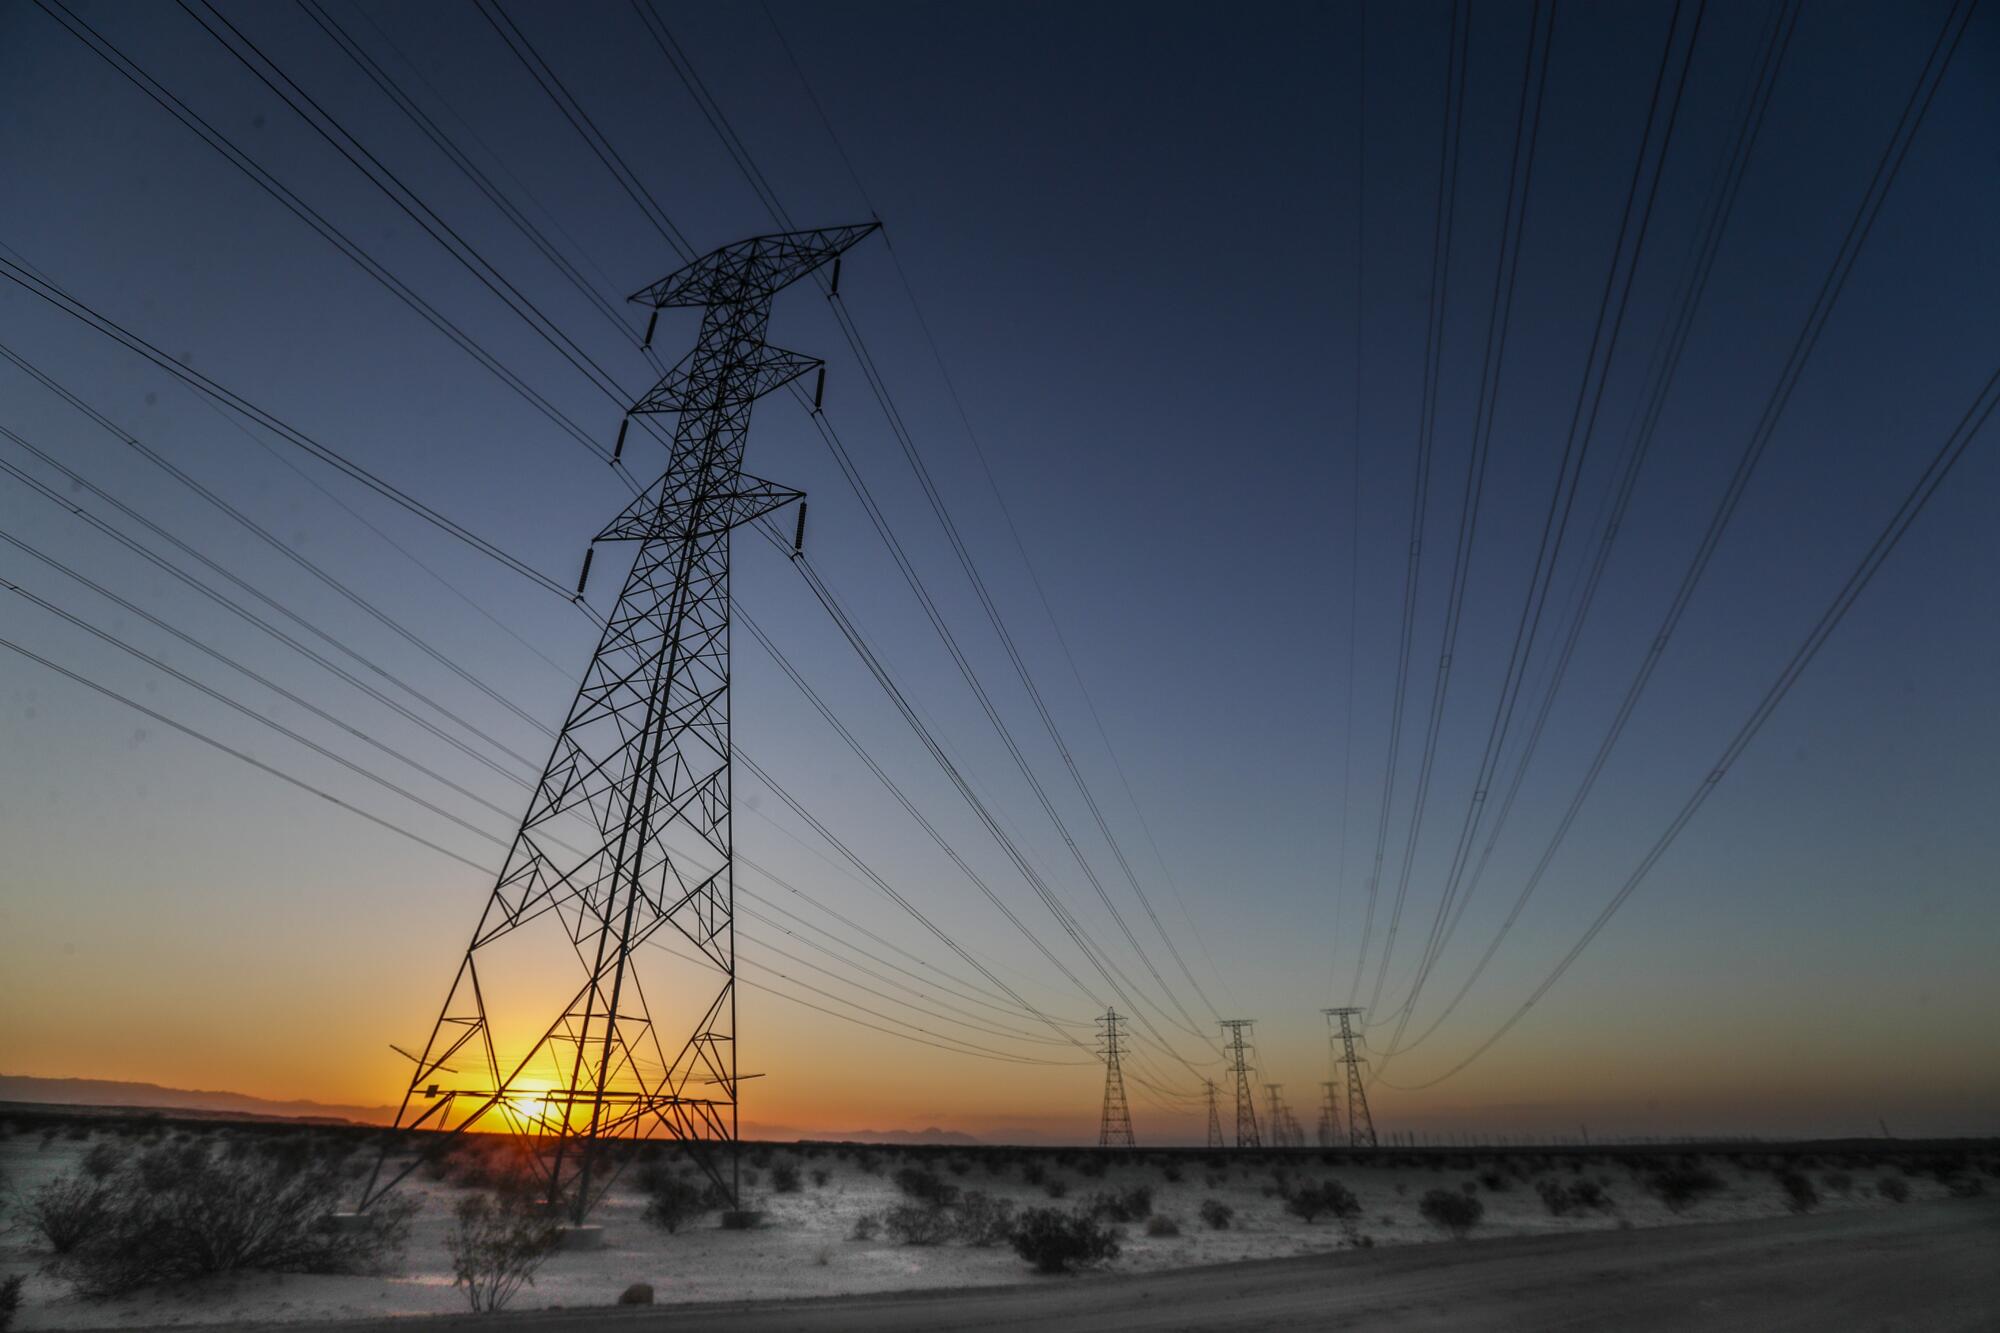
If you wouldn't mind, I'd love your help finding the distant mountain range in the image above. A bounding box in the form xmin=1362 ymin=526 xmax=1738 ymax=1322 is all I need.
xmin=0 ymin=1075 xmax=394 ymax=1125
xmin=0 ymin=1075 xmax=983 ymax=1143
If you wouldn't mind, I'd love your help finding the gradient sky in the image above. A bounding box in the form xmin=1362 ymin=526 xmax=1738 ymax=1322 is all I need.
xmin=1 ymin=0 xmax=1996 ymax=1144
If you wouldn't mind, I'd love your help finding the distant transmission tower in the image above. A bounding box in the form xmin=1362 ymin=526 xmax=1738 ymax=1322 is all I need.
xmin=1097 ymin=1008 xmax=1135 ymax=1148
xmin=359 ymin=225 xmax=878 ymax=1224
xmin=1324 ymin=1007 xmax=1379 ymax=1149
xmin=1264 ymin=1084 xmax=1287 ymax=1148
xmin=1317 ymin=1080 xmax=1344 ymax=1147
xmin=1220 ymin=1019 xmax=1262 ymax=1148
xmin=1204 ymin=1079 xmax=1225 ymax=1149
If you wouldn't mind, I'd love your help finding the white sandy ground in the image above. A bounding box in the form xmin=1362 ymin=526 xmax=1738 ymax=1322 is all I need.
xmin=0 ymin=1131 xmax=1967 ymax=1330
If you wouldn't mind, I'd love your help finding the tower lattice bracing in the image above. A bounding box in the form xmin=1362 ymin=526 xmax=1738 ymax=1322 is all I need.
xmin=1204 ymin=1079 xmax=1225 ymax=1149
xmin=1317 ymin=1080 xmax=1344 ymax=1147
xmin=1220 ymin=1019 xmax=1262 ymax=1149
xmin=1096 ymin=1008 xmax=1135 ymax=1148
xmin=360 ymin=225 xmax=877 ymax=1223
xmin=1324 ymin=1006 xmax=1379 ymax=1149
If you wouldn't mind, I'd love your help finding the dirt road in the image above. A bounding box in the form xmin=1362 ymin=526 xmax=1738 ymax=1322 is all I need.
xmin=212 ymin=1199 xmax=1997 ymax=1332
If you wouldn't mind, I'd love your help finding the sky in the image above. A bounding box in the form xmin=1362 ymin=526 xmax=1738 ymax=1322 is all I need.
xmin=1 ymin=0 xmax=1996 ymax=1145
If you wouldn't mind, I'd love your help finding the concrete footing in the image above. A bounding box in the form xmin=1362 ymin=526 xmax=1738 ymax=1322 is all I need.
xmin=556 ymin=1224 xmax=605 ymax=1251
xmin=719 ymin=1209 xmax=762 ymax=1230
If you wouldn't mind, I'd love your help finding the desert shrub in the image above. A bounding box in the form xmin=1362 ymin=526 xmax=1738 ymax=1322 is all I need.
xmin=1009 ymin=1207 xmax=1120 ymax=1274
xmin=1163 ymin=1162 xmax=1183 ymax=1183
xmin=130 ymin=1141 xmax=209 ymax=1195
xmin=447 ymin=1194 xmax=557 ymax=1312
xmin=892 ymin=1166 xmax=959 ymax=1208
xmin=1021 ymin=1161 xmax=1046 ymax=1186
xmin=946 ymin=1157 xmax=971 ymax=1177
xmin=810 ymin=1168 xmax=830 ymax=1188
xmin=80 ymin=1142 xmax=126 ymax=1181
xmin=1537 ymin=1178 xmax=1613 ymax=1217
xmin=855 ymin=1152 xmax=883 ymax=1176
xmin=1088 ymin=1184 xmax=1154 ymax=1223
xmin=954 ymin=1191 xmax=1017 ymax=1247
xmin=1821 ymin=1171 xmax=1853 ymax=1197
xmin=1876 ymin=1173 xmax=1910 ymax=1204
xmin=1776 ymin=1170 xmax=1819 ymax=1214
xmin=1646 ymin=1164 xmax=1724 ymax=1213
xmin=0 ymin=1273 xmax=21 ymax=1331
xmin=1199 ymin=1198 xmax=1234 ymax=1230
xmin=1144 ymin=1213 xmax=1180 ymax=1237
xmin=1204 ymin=1171 xmax=1227 ymax=1189
xmin=769 ymin=1161 xmax=802 ymax=1194
xmin=1043 ymin=1178 xmax=1069 ymax=1199
xmin=884 ymin=1203 xmax=955 ymax=1246
xmin=1285 ymin=1180 xmax=1361 ymax=1224
xmin=849 ymin=1213 xmax=880 ymax=1241
xmin=1475 ymin=1168 xmax=1509 ymax=1193
xmin=1419 ymin=1187 xmax=1484 ymax=1239
xmin=641 ymin=1174 xmax=717 ymax=1234
xmin=1076 ymin=1155 xmax=1108 ymax=1179
xmin=1946 ymin=1175 xmax=1986 ymax=1198
xmin=62 ymin=1154 xmax=412 ymax=1298
xmin=25 ymin=1174 xmax=113 ymax=1254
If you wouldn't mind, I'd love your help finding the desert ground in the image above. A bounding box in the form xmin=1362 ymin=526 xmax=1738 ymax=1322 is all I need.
xmin=1 ymin=1109 xmax=1993 ymax=1330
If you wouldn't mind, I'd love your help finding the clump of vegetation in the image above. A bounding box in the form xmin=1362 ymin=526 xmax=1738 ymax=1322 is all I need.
xmin=1 ymin=1274 xmax=23 ymax=1333
xmin=849 ymin=1213 xmax=880 ymax=1241
xmin=1074 ymin=1155 xmax=1108 ymax=1180
xmin=1199 ymin=1198 xmax=1234 ymax=1230
xmin=1646 ymin=1163 xmax=1725 ymax=1214
xmin=1144 ymin=1213 xmax=1181 ymax=1237
xmin=43 ymin=1147 xmax=413 ymax=1299
xmin=447 ymin=1193 xmax=557 ymax=1312
xmin=883 ymin=1202 xmax=957 ymax=1246
xmin=1775 ymin=1170 xmax=1819 ymax=1214
xmin=1876 ymin=1174 xmax=1910 ymax=1204
xmin=1087 ymin=1184 xmax=1154 ymax=1224
xmin=1536 ymin=1177 xmax=1613 ymax=1217
xmin=892 ymin=1166 xmax=960 ymax=1208
xmin=1162 ymin=1162 xmax=1183 ymax=1184
xmin=769 ymin=1161 xmax=802 ymax=1194
xmin=1009 ymin=1207 xmax=1120 ymax=1274
xmin=1043 ymin=1177 xmax=1069 ymax=1200
xmin=1821 ymin=1171 xmax=1853 ymax=1198
xmin=811 ymin=1168 xmax=831 ymax=1189
xmin=1475 ymin=1168 xmax=1510 ymax=1193
xmin=79 ymin=1141 xmax=126 ymax=1181
xmin=954 ymin=1191 xmax=1017 ymax=1247
xmin=25 ymin=1175 xmax=113 ymax=1254
xmin=1418 ymin=1187 xmax=1485 ymax=1239
xmin=1285 ymin=1180 xmax=1361 ymax=1224
xmin=1945 ymin=1175 xmax=1986 ymax=1198
xmin=639 ymin=1171 xmax=722 ymax=1234
xmin=1021 ymin=1160 xmax=1047 ymax=1186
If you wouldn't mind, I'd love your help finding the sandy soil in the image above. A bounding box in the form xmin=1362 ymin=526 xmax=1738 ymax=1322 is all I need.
xmin=0 ymin=1127 xmax=1983 ymax=1329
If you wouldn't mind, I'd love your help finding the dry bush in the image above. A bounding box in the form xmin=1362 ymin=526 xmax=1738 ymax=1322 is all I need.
xmin=1418 ymin=1187 xmax=1484 ymax=1239
xmin=1776 ymin=1170 xmax=1819 ymax=1214
xmin=640 ymin=1173 xmax=722 ymax=1234
xmin=445 ymin=1194 xmax=557 ymax=1312
xmin=1199 ymin=1198 xmax=1234 ymax=1230
xmin=79 ymin=1142 xmax=126 ymax=1181
xmin=769 ymin=1161 xmax=802 ymax=1193
xmin=1009 ymin=1207 xmax=1119 ymax=1274
xmin=1646 ymin=1164 xmax=1724 ymax=1213
xmin=25 ymin=1175 xmax=113 ymax=1254
xmin=892 ymin=1166 xmax=959 ymax=1208
xmin=1088 ymin=1184 xmax=1153 ymax=1223
xmin=0 ymin=1273 xmax=22 ymax=1332
xmin=953 ymin=1191 xmax=1016 ymax=1247
xmin=810 ymin=1168 xmax=831 ymax=1188
xmin=1144 ymin=1213 xmax=1180 ymax=1237
xmin=883 ymin=1203 xmax=955 ymax=1246
xmin=849 ymin=1213 xmax=880 ymax=1241
xmin=56 ymin=1150 xmax=412 ymax=1298
xmin=1285 ymin=1180 xmax=1361 ymax=1224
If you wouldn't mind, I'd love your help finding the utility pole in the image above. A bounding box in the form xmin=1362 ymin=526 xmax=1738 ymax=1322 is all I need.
xmin=1204 ymin=1079 xmax=1225 ymax=1149
xmin=359 ymin=225 xmax=879 ymax=1225
xmin=1323 ymin=1007 xmax=1379 ymax=1149
xmin=1264 ymin=1084 xmax=1290 ymax=1148
xmin=1097 ymin=1008 xmax=1135 ymax=1148
xmin=1220 ymin=1019 xmax=1262 ymax=1148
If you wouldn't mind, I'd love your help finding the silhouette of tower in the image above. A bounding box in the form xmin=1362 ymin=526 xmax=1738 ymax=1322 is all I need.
xmin=1097 ymin=1008 xmax=1135 ymax=1148
xmin=359 ymin=225 xmax=878 ymax=1224
xmin=1323 ymin=1007 xmax=1379 ymax=1149
xmin=1264 ymin=1084 xmax=1287 ymax=1147
xmin=1220 ymin=1019 xmax=1262 ymax=1148
xmin=1204 ymin=1079 xmax=1225 ymax=1149
xmin=1317 ymin=1080 xmax=1344 ymax=1147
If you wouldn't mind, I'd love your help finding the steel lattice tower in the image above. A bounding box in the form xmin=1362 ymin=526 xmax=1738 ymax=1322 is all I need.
xmin=1204 ymin=1079 xmax=1224 ymax=1149
xmin=1220 ymin=1019 xmax=1262 ymax=1149
xmin=1324 ymin=1007 xmax=1379 ymax=1149
xmin=1096 ymin=1008 xmax=1135 ymax=1148
xmin=360 ymin=225 xmax=878 ymax=1223
xmin=1317 ymin=1080 xmax=1344 ymax=1147
xmin=1263 ymin=1084 xmax=1287 ymax=1148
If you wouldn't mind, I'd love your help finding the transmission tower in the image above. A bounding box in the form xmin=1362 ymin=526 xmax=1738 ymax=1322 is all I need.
xmin=1219 ymin=1019 xmax=1262 ymax=1148
xmin=1317 ymin=1080 xmax=1344 ymax=1147
xmin=1204 ymin=1079 xmax=1224 ymax=1149
xmin=359 ymin=224 xmax=878 ymax=1224
xmin=1264 ymin=1084 xmax=1287 ymax=1148
xmin=1324 ymin=1007 xmax=1379 ymax=1149
xmin=1097 ymin=1008 xmax=1135 ymax=1148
